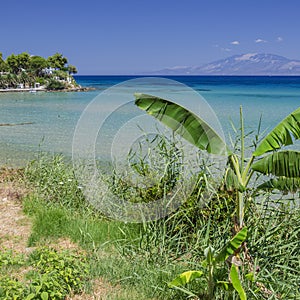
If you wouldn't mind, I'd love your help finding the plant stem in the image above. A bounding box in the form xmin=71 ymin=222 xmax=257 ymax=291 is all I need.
xmin=240 ymin=106 xmax=245 ymax=172
xmin=208 ymin=264 xmax=215 ymax=299
xmin=239 ymin=106 xmax=245 ymax=229
xmin=238 ymin=191 xmax=244 ymax=229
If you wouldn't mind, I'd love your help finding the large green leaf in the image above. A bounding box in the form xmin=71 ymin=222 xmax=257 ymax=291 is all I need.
xmin=134 ymin=93 xmax=227 ymax=155
xmin=253 ymin=107 xmax=300 ymax=157
xmin=252 ymin=150 xmax=300 ymax=177
xmin=230 ymin=264 xmax=247 ymax=300
xmin=168 ymin=270 xmax=203 ymax=288
xmin=257 ymin=176 xmax=300 ymax=192
xmin=215 ymin=227 xmax=247 ymax=263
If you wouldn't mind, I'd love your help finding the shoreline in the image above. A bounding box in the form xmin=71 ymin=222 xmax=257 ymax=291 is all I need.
xmin=0 ymin=86 xmax=94 ymax=93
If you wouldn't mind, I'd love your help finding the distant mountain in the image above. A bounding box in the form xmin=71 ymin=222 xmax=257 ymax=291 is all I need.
xmin=148 ymin=53 xmax=300 ymax=75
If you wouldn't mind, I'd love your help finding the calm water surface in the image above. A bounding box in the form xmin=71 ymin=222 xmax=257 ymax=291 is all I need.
xmin=1 ymin=76 xmax=299 ymax=166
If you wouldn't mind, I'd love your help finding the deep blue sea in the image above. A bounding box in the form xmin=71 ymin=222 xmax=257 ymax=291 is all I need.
xmin=1 ymin=76 xmax=300 ymax=166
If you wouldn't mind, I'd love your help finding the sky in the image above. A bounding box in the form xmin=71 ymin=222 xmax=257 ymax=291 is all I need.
xmin=1 ymin=0 xmax=300 ymax=74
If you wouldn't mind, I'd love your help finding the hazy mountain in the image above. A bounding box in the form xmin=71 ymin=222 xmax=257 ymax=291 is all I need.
xmin=148 ymin=53 xmax=300 ymax=75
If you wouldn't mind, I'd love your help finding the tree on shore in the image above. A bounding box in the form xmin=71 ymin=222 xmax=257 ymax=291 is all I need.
xmin=6 ymin=52 xmax=31 ymax=75
xmin=30 ymin=56 xmax=48 ymax=77
xmin=68 ymin=65 xmax=77 ymax=75
xmin=0 ymin=52 xmax=8 ymax=72
xmin=47 ymin=53 xmax=68 ymax=70
xmin=0 ymin=52 xmax=78 ymax=90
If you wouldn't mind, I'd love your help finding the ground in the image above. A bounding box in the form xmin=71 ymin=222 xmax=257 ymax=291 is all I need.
xmin=0 ymin=168 xmax=117 ymax=300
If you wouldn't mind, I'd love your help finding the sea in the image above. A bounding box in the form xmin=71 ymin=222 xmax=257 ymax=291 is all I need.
xmin=1 ymin=75 xmax=300 ymax=166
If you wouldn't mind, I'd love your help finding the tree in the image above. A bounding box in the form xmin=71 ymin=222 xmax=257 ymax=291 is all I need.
xmin=30 ymin=56 xmax=48 ymax=77
xmin=6 ymin=54 xmax=19 ymax=74
xmin=47 ymin=53 xmax=68 ymax=70
xmin=134 ymin=93 xmax=300 ymax=229
xmin=0 ymin=52 xmax=8 ymax=72
xmin=5 ymin=73 xmax=18 ymax=88
xmin=67 ymin=65 xmax=77 ymax=75
xmin=17 ymin=52 xmax=31 ymax=71
xmin=6 ymin=52 xmax=31 ymax=74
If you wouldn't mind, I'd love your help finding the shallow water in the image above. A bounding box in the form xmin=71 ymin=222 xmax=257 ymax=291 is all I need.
xmin=1 ymin=76 xmax=300 ymax=166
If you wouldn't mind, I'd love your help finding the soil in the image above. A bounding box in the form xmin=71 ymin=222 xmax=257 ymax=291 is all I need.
xmin=0 ymin=167 xmax=118 ymax=299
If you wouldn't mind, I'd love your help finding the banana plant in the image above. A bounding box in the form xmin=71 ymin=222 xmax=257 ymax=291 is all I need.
xmin=168 ymin=227 xmax=248 ymax=299
xmin=134 ymin=93 xmax=300 ymax=228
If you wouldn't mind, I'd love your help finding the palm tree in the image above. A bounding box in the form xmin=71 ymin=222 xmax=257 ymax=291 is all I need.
xmin=5 ymin=73 xmax=18 ymax=88
xmin=0 ymin=75 xmax=6 ymax=88
xmin=19 ymin=72 xmax=29 ymax=88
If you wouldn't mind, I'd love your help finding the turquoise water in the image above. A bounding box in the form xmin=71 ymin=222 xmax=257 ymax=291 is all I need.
xmin=1 ymin=76 xmax=300 ymax=166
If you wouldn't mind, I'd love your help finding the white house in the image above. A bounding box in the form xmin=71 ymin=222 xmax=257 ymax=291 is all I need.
xmin=42 ymin=67 xmax=57 ymax=75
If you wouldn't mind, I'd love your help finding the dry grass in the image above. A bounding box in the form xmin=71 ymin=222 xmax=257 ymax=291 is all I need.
xmin=0 ymin=168 xmax=31 ymax=253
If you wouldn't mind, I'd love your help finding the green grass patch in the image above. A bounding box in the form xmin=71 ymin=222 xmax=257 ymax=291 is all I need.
xmin=13 ymin=154 xmax=299 ymax=299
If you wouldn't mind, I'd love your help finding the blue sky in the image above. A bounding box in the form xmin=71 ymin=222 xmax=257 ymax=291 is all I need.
xmin=1 ymin=0 xmax=300 ymax=74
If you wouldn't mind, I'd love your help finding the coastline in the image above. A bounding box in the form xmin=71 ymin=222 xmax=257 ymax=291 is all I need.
xmin=0 ymin=86 xmax=94 ymax=93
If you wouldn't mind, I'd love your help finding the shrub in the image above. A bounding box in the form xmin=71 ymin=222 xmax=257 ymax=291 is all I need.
xmin=46 ymin=79 xmax=65 ymax=90
xmin=0 ymin=247 xmax=90 ymax=300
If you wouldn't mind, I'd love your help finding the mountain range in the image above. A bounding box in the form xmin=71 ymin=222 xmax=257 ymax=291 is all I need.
xmin=148 ymin=53 xmax=300 ymax=75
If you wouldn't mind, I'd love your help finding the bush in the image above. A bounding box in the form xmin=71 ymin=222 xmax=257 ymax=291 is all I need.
xmin=0 ymin=247 xmax=90 ymax=300
xmin=46 ymin=79 xmax=65 ymax=90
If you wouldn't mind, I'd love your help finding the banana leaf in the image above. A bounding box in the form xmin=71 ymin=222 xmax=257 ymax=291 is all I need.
xmin=168 ymin=270 xmax=203 ymax=288
xmin=253 ymin=107 xmax=300 ymax=157
xmin=134 ymin=93 xmax=227 ymax=155
xmin=257 ymin=176 xmax=300 ymax=192
xmin=223 ymin=167 xmax=246 ymax=192
xmin=230 ymin=265 xmax=247 ymax=300
xmin=252 ymin=150 xmax=300 ymax=177
xmin=215 ymin=227 xmax=247 ymax=263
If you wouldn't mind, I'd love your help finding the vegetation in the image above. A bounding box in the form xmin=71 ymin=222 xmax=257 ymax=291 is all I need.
xmin=0 ymin=52 xmax=78 ymax=90
xmin=135 ymin=93 xmax=300 ymax=227
xmin=135 ymin=94 xmax=300 ymax=299
xmin=0 ymin=247 xmax=89 ymax=300
xmin=0 ymin=98 xmax=299 ymax=299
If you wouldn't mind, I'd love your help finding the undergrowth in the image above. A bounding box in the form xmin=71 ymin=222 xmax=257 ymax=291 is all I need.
xmin=0 ymin=247 xmax=89 ymax=300
xmin=1 ymin=154 xmax=299 ymax=299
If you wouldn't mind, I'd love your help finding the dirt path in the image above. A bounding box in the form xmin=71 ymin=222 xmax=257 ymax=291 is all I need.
xmin=0 ymin=168 xmax=119 ymax=300
xmin=0 ymin=169 xmax=31 ymax=252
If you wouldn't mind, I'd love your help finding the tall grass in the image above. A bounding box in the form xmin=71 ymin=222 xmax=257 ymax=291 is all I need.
xmin=20 ymin=152 xmax=300 ymax=299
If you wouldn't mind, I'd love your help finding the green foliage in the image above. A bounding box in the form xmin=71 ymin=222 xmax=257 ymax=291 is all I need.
xmin=30 ymin=56 xmax=48 ymax=77
xmin=47 ymin=53 xmax=68 ymax=70
xmin=13 ymin=144 xmax=299 ymax=300
xmin=168 ymin=228 xmax=248 ymax=299
xmin=68 ymin=65 xmax=77 ymax=74
xmin=0 ymin=52 xmax=78 ymax=89
xmin=168 ymin=270 xmax=203 ymax=288
xmin=257 ymin=176 xmax=300 ymax=192
xmin=0 ymin=52 xmax=8 ymax=72
xmin=110 ymin=133 xmax=183 ymax=203
xmin=215 ymin=227 xmax=247 ymax=263
xmin=135 ymin=94 xmax=300 ymax=230
xmin=46 ymin=79 xmax=66 ymax=90
xmin=6 ymin=52 xmax=31 ymax=74
xmin=0 ymin=276 xmax=26 ymax=300
xmin=0 ymin=247 xmax=89 ymax=300
xmin=245 ymin=199 xmax=300 ymax=299
xmin=135 ymin=93 xmax=227 ymax=155
xmin=252 ymin=150 xmax=300 ymax=178
xmin=27 ymin=247 xmax=89 ymax=298
xmin=230 ymin=264 xmax=246 ymax=300
xmin=253 ymin=107 xmax=300 ymax=156
xmin=35 ymin=77 xmax=46 ymax=85
xmin=25 ymin=155 xmax=86 ymax=209
xmin=0 ymin=250 xmax=26 ymax=268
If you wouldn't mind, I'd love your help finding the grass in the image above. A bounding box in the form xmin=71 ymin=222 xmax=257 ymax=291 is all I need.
xmin=0 ymin=154 xmax=299 ymax=299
